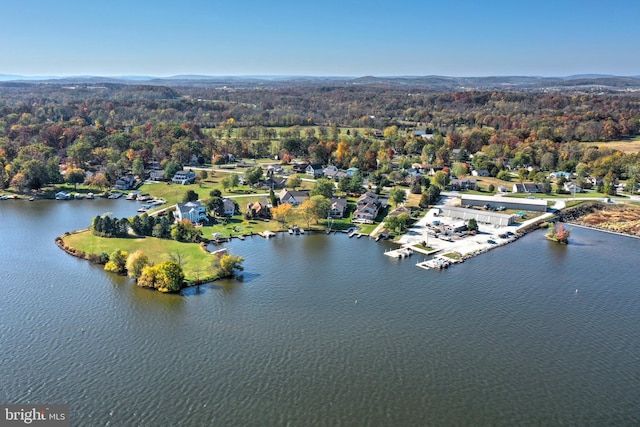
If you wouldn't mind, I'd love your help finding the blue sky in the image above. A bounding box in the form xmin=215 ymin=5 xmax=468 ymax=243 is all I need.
xmin=2 ymin=0 xmax=639 ymax=77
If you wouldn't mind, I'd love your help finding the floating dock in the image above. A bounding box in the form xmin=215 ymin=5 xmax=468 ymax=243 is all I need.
xmin=384 ymin=247 xmax=413 ymax=259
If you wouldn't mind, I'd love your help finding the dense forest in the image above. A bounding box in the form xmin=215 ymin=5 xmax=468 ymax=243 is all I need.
xmin=1 ymin=78 xmax=640 ymax=193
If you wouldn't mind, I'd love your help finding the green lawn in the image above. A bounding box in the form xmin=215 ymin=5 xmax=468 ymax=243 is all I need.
xmin=62 ymin=231 xmax=216 ymax=283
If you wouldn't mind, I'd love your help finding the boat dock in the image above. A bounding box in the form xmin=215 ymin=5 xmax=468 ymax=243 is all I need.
xmin=384 ymin=247 xmax=413 ymax=259
xmin=415 ymin=255 xmax=461 ymax=270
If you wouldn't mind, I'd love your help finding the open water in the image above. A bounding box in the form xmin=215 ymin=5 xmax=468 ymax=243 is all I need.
xmin=1 ymin=198 xmax=639 ymax=426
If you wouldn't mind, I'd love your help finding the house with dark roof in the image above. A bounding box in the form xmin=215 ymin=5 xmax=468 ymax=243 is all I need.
xmin=278 ymin=189 xmax=310 ymax=206
xmin=306 ymin=163 xmax=324 ymax=178
xmin=172 ymin=170 xmax=196 ymax=185
xmin=329 ymin=198 xmax=348 ymax=218
xmin=353 ymin=192 xmax=382 ymax=223
xmin=291 ymin=163 xmax=308 ymax=174
xmin=323 ymin=165 xmax=347 ymax=180
xmin=259 ymin=176 xmax=287 ymax=190
xmin=114 ymin=174 xmax=136 ymax=190
xmin=450 ymin=178 xmax=477 ymax=191
xmin=222 ymin=198 xmax=237 ymax=216
xmin=512 ymin=183 xmax=545 ymax=193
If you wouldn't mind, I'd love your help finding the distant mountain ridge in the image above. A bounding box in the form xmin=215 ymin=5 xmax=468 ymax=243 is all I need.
xmin=1 ymin=73 xmax=639 ymax=91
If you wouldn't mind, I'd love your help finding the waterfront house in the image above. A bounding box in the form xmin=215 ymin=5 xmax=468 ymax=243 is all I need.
xmin=246 ymin=201 xmax=270 ymax=219
xmin=114 ymin=174 xmax=136 ymax=190
xmin=329 ymin=198 xmax=348 ymax=218
xmin=222 ymin=198 xmax=237 ymax=216
xmin=172 ymin=170 xmax=196 ymax=185
xmin=175 ymin=201 xmax=208 ymax=223
xmin=353 ymin=192 xmax=382 ymax=223
xmin=149 ymin=170 xmax=165 ymax=181
xmin=278 ymin=189 xmax=310 ymax=206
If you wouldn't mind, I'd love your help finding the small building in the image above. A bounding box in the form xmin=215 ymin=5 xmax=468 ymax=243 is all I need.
xmin=346 ymin=167 xmax=359 ymax=177
xmin=172 ymin=171 xmax=196 ymax=185
xmin=175 ymin=201 xmax=208 ymax=223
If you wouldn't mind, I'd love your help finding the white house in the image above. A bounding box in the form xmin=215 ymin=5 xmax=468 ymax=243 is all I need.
xmin=175 ymin=201 xmax=208 ymax=223
xmin=172 ymin=171 xmax=196 ymax=185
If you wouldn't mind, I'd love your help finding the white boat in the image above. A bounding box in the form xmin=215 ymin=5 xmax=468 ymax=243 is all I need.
xmin=55 ymin=191 xmax=72 ymax=200
xmin=126 ymin=191 xmax=140 ymax=200
xmin=137 ymin=204 xmax=152 ymax=212
xmin=86 ymin=193 xmax=94 ymax=199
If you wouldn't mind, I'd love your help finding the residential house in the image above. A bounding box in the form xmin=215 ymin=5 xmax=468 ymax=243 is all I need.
xmin=329 ymin=198 xmax=348 ymax=218
xmin=305 ymin=164 xmax=324 ymax=178
xmin=149 ymin=170 xmax=164 ymax=181
xmin=411 ymin=130 xmax=434 ymax=140
xmin=388 ymin=205 xmax=412 ymax=217
xmin=114 ymin=174 xmax=136 ymax=190
xmin=222 ymin=198 xmax=237 ymax=216
xmin=346 ymin=167 xmax=359 ymax=177
xmin=549 ymin=171 xmax=572 ymax=180
xmin=246 ymin=201 xmax=270 ymax=219
xmin=172 ymin=170 xmax=196 ymax=185
xmin=175 ymin=201 xmax=208 ymax=223
xmin=260 ymin=176 xmax=287 ymax=190
xmin=278 ymin=189 xmax=310 ymax=206
xmin=291 ymin=163 xmax=308 ymax=174
xmin=563 ymin=182 xmax=583 ymax=193
xmin=450 ymin=178 xmax=477 ymax=191
xmin=512 ymin=183 xmax=545 ymax=193
xmin=323 ymin=165 xmax=347 ymax=180
xmin=353 ymin=192 xmax=382 ymax=223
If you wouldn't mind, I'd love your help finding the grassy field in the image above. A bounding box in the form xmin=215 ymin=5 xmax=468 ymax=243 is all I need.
xmin=581 ymin=135 xmax=640 ymax=154
xmin=62 ymin=231 xmax=217 ymax=282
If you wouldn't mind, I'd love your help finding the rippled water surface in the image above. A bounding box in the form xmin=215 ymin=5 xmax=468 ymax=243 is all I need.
xmin=1 ymin=199 xmax=639 ymax=426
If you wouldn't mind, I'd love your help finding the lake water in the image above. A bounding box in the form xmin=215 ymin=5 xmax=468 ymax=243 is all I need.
xmin=1 ymin=199 xmax=639 ymax=426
